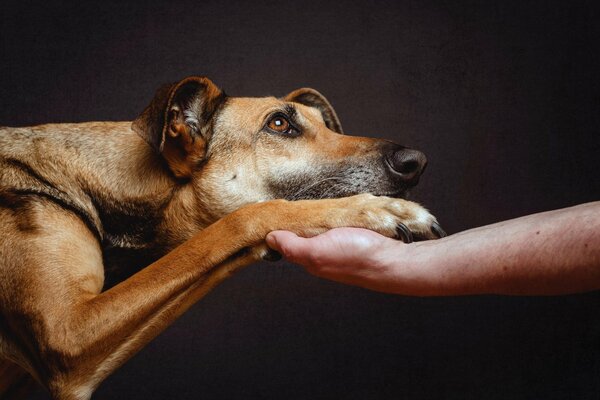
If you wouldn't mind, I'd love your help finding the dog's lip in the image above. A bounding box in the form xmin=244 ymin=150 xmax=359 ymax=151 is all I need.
xmin=373 ymin=189 xmax=409 ymax=199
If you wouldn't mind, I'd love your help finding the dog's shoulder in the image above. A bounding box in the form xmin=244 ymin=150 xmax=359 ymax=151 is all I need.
xmin=0 ymin=122 xmax=177 ymax=284
xmin=0 ymin=122 xmax=141 ymax=242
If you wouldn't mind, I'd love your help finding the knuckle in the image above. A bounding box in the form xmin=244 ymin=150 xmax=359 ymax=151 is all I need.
xmin=387 ymin=201 xmax=406 ymax=214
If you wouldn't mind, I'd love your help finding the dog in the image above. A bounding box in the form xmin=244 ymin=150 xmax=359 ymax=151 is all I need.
xmin=0 ymin=76 xmax=444 ymax=399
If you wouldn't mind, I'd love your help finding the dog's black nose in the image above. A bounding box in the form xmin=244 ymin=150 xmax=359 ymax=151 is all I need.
xmin=385 ymin=146 xmax=427 ymax=186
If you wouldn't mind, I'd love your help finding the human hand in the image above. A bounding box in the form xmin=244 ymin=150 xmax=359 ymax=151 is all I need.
xmin=266 ymin=227 xmax=424 ymax=294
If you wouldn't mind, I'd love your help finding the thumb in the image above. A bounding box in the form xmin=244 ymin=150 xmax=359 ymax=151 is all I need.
xmin=266 ymin=230 xmax=312 ymax=261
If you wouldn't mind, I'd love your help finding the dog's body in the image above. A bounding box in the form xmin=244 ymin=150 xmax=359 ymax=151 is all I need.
xmin=0 ymin=76 xmax=442 ymax=399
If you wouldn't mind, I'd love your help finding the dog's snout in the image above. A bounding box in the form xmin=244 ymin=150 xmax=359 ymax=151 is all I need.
xmin=385 ymin=146 xmax=427 ymax=186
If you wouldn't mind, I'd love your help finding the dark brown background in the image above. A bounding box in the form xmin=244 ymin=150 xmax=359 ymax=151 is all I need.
xmin=1 ymin=0 xmax=599 ymax=399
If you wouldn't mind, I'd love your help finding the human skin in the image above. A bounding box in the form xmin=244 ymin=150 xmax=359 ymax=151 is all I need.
xmin=266 ymin=202 xmax=600 ymax=296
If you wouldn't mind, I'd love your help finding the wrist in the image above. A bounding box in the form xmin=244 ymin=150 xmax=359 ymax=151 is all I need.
xmin=406 ymin=239 xmax=447 ymax=296
xmin=375 ymin=238 xmax=445 ymax=296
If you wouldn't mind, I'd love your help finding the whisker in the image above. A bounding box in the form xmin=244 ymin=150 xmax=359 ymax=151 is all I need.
xmin=289 ymin=176 xmax=346 ymax=200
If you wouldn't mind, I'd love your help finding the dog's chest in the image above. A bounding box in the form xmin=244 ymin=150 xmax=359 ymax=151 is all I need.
xmin=94 ymin=197 xmax=168 ymax=288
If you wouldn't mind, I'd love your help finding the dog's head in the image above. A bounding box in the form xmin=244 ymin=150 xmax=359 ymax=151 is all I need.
xmin=132 ymin=76 xmax=427 ymax=220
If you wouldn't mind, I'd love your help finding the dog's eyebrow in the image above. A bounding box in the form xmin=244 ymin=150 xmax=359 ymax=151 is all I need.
xmin=262 ymin=104 xmax=299 ymax=127
xmin=284 ymin=104 xmax=297 ymax=119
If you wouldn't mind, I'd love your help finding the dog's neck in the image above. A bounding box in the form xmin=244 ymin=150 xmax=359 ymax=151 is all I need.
xmin=66 ymin=123 xmax=214 ymax=259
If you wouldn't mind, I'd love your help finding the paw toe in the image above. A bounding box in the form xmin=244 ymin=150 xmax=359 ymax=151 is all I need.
xmin=395 ymin=223 xmax=414 ymax=243
xmin=431 ymin=221 xmax=447 ymax=238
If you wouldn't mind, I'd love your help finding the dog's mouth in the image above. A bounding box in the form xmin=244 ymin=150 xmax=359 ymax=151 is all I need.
xmin=269 ymin=170 xmax=414 ymax=202
xmin=387 ymin=189 xmax=410 ymax=199
xmin=266 ymin=156 xmax=419 ymax=202
xmin=279 ymin=186 xmax=410 ymax=202
xmin=372 ymin=188 xmax=411 ymax=199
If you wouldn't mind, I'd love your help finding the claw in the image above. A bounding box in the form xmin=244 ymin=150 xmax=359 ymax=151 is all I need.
xmin=263 ymin=248 xmax=282 ymax=262
xmin=395 ymin=223 xmax=414 ymax=243
xmin=431 ymin=222 xmax=447 ymax=238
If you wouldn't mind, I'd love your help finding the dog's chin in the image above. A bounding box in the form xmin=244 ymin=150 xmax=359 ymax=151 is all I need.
xmin=291 ymin=188 xmax=411 ymax=201
xmin=274 ymin=182 xmax=411 ymax=201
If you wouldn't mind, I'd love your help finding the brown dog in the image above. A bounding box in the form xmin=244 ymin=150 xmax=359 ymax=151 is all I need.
xmin=0 ymin=76 xmax=443 ymax=399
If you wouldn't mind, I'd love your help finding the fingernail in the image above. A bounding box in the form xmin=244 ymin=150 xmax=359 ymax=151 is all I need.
xmin=266 ymin=232 xmax=278 ymax=249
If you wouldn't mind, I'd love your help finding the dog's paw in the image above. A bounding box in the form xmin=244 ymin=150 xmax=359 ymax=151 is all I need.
xmin=339 ymin=193 xmax=446 ymax=243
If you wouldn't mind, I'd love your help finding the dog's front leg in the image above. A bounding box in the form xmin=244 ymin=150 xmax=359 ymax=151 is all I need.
xmin=1 ymin=194 xmax=440 ymax=399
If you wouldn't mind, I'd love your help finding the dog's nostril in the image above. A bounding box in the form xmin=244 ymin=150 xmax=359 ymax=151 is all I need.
xmin=395 ymin=160 xmax=420 ymax=175
xmin=386 ymin=147 xmax=427 ymax=186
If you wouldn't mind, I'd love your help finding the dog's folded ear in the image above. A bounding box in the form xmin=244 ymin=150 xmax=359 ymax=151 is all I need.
xmin=284 ymin=88 xmax=343 ymax=134
xmin=132 ymin=76 xmax=226 ymax=178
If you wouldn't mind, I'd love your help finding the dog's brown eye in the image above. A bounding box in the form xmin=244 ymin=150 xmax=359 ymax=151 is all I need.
xmin=265 ymin=113 xmax=300 ymax=136
xmin=268 ymin=116 xmax=290 ymax=133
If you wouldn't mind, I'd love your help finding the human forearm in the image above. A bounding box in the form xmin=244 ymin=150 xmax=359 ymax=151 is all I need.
xmin=399 ymin=202 xmax=600 ymax=296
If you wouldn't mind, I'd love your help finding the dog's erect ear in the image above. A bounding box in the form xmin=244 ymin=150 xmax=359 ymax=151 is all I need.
xmin=132 ymin=76 xmax=225 ymax=177
xmin=284 ymin=88 xmax=343 ymax=134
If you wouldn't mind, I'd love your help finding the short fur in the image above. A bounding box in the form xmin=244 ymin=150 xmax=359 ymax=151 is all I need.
xmin=0 ymin=76 xmax=441 ymax=399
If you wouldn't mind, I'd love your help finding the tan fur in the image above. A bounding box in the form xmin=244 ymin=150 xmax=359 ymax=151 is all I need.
xmin=0 ymin=76 xmax=440 ymax=399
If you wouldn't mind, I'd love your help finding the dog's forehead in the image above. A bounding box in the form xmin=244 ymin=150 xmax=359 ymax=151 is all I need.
xmin=221 ymin=97 xmax=280 ymax=123
xmin=219 ymin=96 xmax=324 ymax=126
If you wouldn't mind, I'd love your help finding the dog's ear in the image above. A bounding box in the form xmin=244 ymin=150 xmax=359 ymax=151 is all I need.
xmin=284 ymin=88 xmax=343 ymax=134
xmin=132 ymin=76 xmax=226 ymax=178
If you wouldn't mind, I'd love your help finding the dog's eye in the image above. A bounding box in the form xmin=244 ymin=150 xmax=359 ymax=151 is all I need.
xmin=268 ymin=116 xmax=290 ymax=132
xmin=266 ymin=115 xmax=298 ymax=136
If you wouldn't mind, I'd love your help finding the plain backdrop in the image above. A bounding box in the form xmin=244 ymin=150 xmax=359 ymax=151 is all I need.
xmin=1 ymin=1 xmax=599 ymax=399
